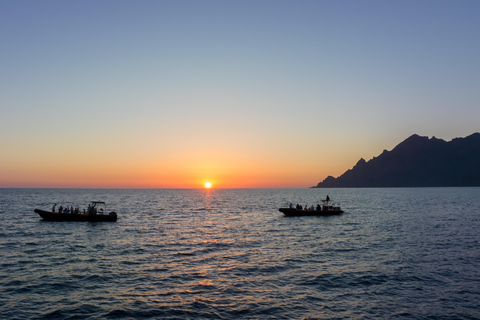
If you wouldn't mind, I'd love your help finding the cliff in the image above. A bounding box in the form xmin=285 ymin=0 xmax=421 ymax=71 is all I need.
xmin=315 ymin=133 xmax=480 ymax=188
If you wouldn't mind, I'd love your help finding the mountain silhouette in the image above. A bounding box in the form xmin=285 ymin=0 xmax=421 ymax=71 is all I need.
xmin=314 ymin=133 xmax=480 ymax=188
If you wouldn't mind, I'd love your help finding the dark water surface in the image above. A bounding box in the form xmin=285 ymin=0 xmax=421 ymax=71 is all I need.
xmin=1 ymin=188 xmax=479 ymax=319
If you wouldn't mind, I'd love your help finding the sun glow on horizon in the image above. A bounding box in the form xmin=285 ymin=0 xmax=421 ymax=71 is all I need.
xmin=204 ymin=182 xmax=212 ymax=189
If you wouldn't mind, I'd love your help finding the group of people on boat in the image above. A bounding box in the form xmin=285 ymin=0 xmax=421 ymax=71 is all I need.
xmin=290 ymin=203 xmax=322 ymax=211
xmin=52 ymin=203 xmax=103 ymax=215
xmin=288 ymin=195 xmax=334 ymax=211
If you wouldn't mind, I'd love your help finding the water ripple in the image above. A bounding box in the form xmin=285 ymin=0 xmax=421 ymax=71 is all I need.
xmin=1 ymin=188 xmax=479 ymax=319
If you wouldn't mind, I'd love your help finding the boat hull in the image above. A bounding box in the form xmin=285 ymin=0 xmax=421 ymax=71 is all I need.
xmin=34 ymin=209 xmax=117 ymax=222
xmin=279 ymin=208 xmax=343 ymax=217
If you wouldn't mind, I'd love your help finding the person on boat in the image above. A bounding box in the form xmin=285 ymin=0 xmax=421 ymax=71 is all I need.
xmin=326 ymin=195 xmax=330 ymax=202
xmin=316 ymin=204 xmax=321 ymax=210
xmin=52 ymin=203 xmax=56 ymax=212
xmin=58 ymin=205 xmax=63 ymax=213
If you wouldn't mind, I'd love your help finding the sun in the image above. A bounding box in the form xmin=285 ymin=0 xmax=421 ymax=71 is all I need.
xmin=204 ymin=182 xmax=212 ymax=189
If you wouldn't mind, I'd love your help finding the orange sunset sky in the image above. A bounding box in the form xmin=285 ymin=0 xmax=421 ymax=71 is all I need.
xmin=1 ymin=1 xmax=479 ymax=188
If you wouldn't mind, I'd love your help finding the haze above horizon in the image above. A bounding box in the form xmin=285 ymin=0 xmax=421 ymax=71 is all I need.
xmin=1 ymin=1 xmax=479 ymax=188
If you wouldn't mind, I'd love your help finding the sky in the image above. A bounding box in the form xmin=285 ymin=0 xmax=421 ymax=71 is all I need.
xmin=1 ymin=0 xmax=479 ymax=188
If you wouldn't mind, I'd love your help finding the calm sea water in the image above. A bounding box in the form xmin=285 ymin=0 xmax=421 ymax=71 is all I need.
xmin=1 ymin=188 xmax=479 ymax=319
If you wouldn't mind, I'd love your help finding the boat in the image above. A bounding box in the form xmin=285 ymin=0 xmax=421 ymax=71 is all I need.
xmin=279 ymin=196 xmax=344 ymax=217
xmin=34 ymin=201 xmax=118 ymax=222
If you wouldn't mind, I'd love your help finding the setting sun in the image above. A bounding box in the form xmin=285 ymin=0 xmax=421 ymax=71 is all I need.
xmin=204 ymin=182 xmax=212 ymax=189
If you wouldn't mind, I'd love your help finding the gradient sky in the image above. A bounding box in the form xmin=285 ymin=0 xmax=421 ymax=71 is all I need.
xmin=1 ymin=0 xmax=479 ymax=188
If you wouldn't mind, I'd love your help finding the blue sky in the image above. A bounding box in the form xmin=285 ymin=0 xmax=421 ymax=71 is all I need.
xmin=1 ymin=1 xmax=479 ymax=187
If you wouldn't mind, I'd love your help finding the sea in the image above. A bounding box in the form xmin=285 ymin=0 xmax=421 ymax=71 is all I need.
xmin=1 ymin=188 xmax=479 ymax=320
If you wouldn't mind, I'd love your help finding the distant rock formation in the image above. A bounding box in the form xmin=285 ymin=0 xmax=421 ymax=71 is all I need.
xmin=314 ymin=133 xmax=480 ymax=188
